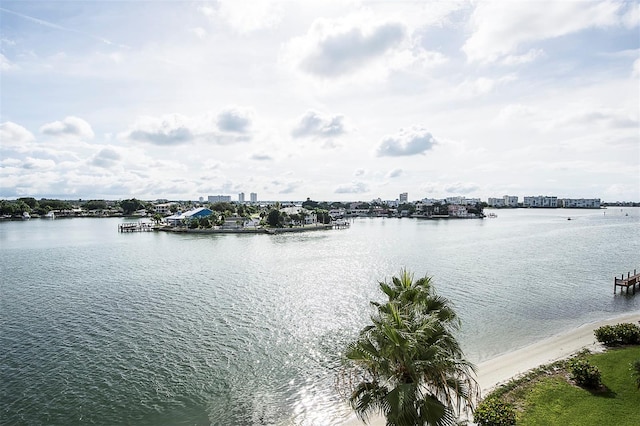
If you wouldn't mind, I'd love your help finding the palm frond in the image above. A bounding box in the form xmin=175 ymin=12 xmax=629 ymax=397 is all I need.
xmin=343 ymin=269 xmax=478 ymax=426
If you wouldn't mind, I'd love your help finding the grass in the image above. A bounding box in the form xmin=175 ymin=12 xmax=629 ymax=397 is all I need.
xmin=482 ymin=346 xmax=640 ymax=425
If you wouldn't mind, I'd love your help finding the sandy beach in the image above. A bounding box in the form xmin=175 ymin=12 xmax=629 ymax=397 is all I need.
xmin=476 ymin=312 xmax=640 ymax=393
xmin=341 ymin=312 xmax=640 ymax=425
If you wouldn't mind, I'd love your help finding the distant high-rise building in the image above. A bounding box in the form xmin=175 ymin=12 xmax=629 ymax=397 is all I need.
xmin=238 ymin=192 xmax=245 ymax=203
xmin=523 ymin=195 xmax=557 ymax=208
xmin=208 ymin=195 xmax=231 ymax=203
xmin=250 ymin=192 xmax=257 ymax=202
xmin=503 ymin=195 xmax=518 ymax=207
xmin=487 ymin=197 xmax=505 ymax=207
xmin=399 ymin=192 xmax=408 ymax=203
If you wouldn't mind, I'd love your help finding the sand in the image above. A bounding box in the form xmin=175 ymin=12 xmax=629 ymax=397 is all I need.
xmin=476 ymin=312 xmax=640 ymax=393
xmin=341 ymin=312 xmax=640 ymax=425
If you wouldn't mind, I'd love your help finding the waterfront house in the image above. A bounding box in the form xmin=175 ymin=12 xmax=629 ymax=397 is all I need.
xmin=448 ymin=204 xmax=471 ymax=218
xmin=153 ymin=202 xmax=176 ymax=216
xmin=329 ymin=208 xmax=346 ymax=219
xmin=166 ymin=207 xmax=213 ymax=226
xmin=221 ymin=215 xmax=253 ymax=230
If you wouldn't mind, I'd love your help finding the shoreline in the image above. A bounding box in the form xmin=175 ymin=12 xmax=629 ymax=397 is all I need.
xmin=475 ymin=311 xmax=640 ymax=394
xmin=158 ymin=223 xmax=336 ymax=234
xmin=341 ymin=311 xmax=640 ymax=425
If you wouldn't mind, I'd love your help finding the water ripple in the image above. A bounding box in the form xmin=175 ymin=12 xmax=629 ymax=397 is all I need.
xmin=1 ymin=210 xmax=638 ymax=425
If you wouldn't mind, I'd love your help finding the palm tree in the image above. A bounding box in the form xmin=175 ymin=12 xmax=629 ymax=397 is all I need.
xmin=152 ymin=213 xmax=163 ymax=225
xmin=344 ymin=269 xmax=478 ymax=426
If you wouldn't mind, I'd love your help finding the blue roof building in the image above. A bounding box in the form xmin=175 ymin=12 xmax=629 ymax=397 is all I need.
xmin=166 ymin=207 xmax=214 ymax=226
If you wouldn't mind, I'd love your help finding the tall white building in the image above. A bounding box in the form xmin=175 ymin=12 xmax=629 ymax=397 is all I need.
xmin=488 ymin=195 xmax=518 ymax=207
xmin=399 ymin=192 xmax=408 ymax=203
xmin=250 ymin=192 xmax=258 ymax=202
xmin=238 ymin=192 xmax=245 ymax=203
xmin=503 ymin=195 xmax=519 ymax=207
xmin=523 ymin=196 xmax=558 ymax=208
xmin=487 ymin=198 xmax=506 ymax=207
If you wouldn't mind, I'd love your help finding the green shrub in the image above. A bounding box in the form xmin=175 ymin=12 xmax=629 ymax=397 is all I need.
xmin=615 ymin=323 xmax=640 ymax=345
xmin=474 ymin=398 xmax=516 ymax=426
xmin=594 ymin=323 xmax=640 ymax=346
xmin=632 ymin=359 xmax=640 ymax=390
xmin=594 ymin=325 xmax=616 ymax=346
xmin=568 ymin=358 xmax=601 ymax=389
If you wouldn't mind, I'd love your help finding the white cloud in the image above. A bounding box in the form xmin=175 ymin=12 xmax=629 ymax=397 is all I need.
xmin=250 ymin=153 xmax=273 ymax=161
xmin=622 ymin=1 xmax=640 ymax=27
xmin=464 ymin=0 xmax=624 ymax=63
xmin=191 ymin=27 xmax=207 ymax=39
xmin=291 ymin=110 xmax=346 ymax=138
xmin=217 ymin=107 xmax=253 ymax=133
xmin=376 ymin=127 xmax=438 ymax=157
xmin=335 ymin=181 xmax=369 ymax=194
xmin=91 ymin=148 xmax=122 ymax=168
xmin=127 ymin=114 xmax=195 ymax=145
xmin=200 ymin=0 xmax=282 ymax=34
xmin=0 ymin=121 xmax=35 ymax=146
xmin=386 ymin=168 xmax=403 ymax=178
xmin=22 ymin=157 xmax=56 ymax=170
xmin=502 ymin=48 xmax=544 ymax=65
xmin=0 ymin=158 xmax=22 ymax=167
xmin=494 ymin=104 xmax=538 ymax=125
xmin=125 ymin=108 xmax=255 ymax=146
xmin=444 ymin=182 xmax=480 ymax=194
xmin=270 ymin=179 xmax=301 ymax=194
xmin=301 ymin=21 xmax=405 ymax=77
xmin=550 ymin=109 xmax=638 ymax=130
xmin=452 ymin=74 xmax=516 ymax=99
xmin=40 ymin=116 xmax=95 ymax=140
xmin=633 ymin=58 xmax=640 ymax=78
xmin=283 ymin=13 xmax=412 ymax=80
xmin=0 ymin=53 xmax=18 ymax=71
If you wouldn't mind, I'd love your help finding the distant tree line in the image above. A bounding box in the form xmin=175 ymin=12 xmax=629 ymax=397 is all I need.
xmin=0 ymin=197 xmax=155 ymax=217
xmin=0 ymin=198 xmax=73 ymax=216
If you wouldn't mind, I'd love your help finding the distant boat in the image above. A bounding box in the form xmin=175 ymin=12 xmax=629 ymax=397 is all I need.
xmin=22 ymin=212 xmax=31 ymax=220
xmin=567 ymin=217 xmax=572 ymax=220
xmin=487 ymin=212 xmax=498 ymax=218
xmin=44 ymin=211 xmax=55 ymax=219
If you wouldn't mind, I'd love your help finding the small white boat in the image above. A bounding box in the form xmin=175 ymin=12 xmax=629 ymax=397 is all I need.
xmin=44 ymin=211 xmax=55 ymax=219
xmin=22 ymin=212 xmax=31 ymax=220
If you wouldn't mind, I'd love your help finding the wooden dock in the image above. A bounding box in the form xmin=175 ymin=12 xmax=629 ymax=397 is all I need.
xmin=118 ymin=222 xmax=155 ymax=232
xmin=614 ymin=269 xmax=640 ymax=295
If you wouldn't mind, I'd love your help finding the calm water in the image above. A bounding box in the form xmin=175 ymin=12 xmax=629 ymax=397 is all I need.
xmin=1 ymin=208 xmax=639 ymax=425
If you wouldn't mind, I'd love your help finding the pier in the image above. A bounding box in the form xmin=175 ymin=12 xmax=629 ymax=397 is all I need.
xmin=614 ymin=269 xmax=640 ymax=295
xmin=118 ymin=222 xmax=155 ymax=232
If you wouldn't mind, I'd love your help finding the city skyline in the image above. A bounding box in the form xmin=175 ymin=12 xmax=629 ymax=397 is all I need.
xmin=1 ymin=1 xmax=639 ymax=202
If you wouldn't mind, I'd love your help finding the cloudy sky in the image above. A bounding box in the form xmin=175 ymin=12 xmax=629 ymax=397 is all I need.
xmin=1 ymin=0 xmax=638 ymax=202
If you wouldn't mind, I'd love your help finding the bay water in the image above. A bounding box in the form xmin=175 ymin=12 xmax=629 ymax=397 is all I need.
xmin=1 ymin=208 xmax=639 ymax=425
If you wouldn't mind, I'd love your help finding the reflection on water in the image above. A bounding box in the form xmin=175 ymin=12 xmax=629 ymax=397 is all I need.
xmin=1 ymin=208 xmax=639 ymax=425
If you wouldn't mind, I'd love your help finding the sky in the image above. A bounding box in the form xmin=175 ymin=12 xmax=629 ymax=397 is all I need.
xmin=1 ymin=0 xmax=639 ymax=202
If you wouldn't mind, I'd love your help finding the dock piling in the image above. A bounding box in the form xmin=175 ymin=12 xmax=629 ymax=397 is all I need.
xmin=614 ymin=269 xmax=640 ymax=295
xmin=118 ymin=222 xmax=155 ymax=233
